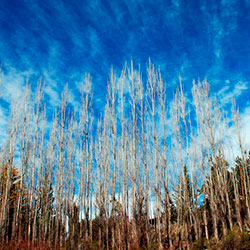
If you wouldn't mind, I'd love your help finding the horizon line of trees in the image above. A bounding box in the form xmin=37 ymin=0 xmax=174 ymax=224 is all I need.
xmin=0 ymin=60 xmax=250 ymax=250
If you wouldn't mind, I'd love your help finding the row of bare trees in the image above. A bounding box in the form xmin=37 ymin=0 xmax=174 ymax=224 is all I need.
xmin=0 ymin=60 xmax=249 ymax=249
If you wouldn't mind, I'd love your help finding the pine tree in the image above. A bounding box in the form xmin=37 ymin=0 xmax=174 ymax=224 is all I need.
xmin=0 ymin=163 xmax=27 ymax=241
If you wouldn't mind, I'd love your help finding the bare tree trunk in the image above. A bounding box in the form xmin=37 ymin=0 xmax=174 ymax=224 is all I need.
xmin=147 ymin=60 xmax=162 ymax=248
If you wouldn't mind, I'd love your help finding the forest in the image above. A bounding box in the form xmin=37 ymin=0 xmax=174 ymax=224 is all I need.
xmin=0 ymin=61 xmax=250 ymax=250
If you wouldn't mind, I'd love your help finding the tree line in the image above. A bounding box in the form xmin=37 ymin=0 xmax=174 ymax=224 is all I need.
xmin=0 ymin=60 xmax=249 ymax=249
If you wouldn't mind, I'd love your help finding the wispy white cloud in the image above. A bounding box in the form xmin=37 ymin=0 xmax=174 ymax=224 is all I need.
xmin=41 ymin=70 xmax=63 ymax=108
xmin=216 ymin=80 xmax=248 ymax=106
xmin=221 ymin=104 xmax=250 ymax=165
xmin=0 ymin=107 xmax=8 ymax=146
xmin=239 ymin=105 xmax=250 ymax=150
xmin=0 ymin=67 xmax=33 ymax=103
xmin=44 ymin=85 xmax=60 ymax=107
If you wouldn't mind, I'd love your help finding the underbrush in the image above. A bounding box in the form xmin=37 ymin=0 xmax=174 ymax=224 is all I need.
xmin=193 ymin=227 xmax=250 ymax=250
xmin=1 ymin=228 xmax=249 ymax=250
xmin=0 ymin=240 xmax=60 ymax=250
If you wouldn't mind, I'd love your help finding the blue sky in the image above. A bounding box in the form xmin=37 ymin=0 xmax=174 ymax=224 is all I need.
xmin=0 ymin=0 xmax=250 ymax=142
